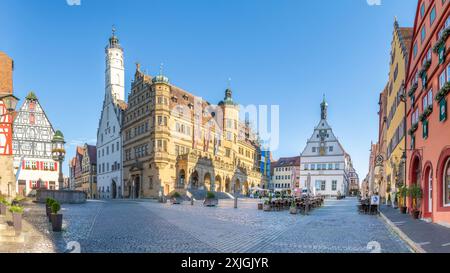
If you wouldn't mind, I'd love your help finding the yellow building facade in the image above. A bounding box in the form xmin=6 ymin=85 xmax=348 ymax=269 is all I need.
xmin=385 ymin=20 xmax=413 ymax=196
xmin=122 ymin=65 xmax=266 ymax=199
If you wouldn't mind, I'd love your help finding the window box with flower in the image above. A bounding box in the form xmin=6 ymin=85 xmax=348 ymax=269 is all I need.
xmin=408 ymin=82 xmax=418 ymax=97
xmin=419 ymin=60 xmax=431 ymax=77
xmin=436 ymin=81 xmax=450 ymax=102
xmin=419 ymin=105 xmax=433 ymax=122
xmin=433 ymin=27 xmax=450 ymax=54
xmin=408 ymin=123 xmax=419 ymax=136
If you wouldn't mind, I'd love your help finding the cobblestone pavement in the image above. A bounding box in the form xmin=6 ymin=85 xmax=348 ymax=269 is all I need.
xmin=5 ymin=197 xmax=412 ymax=253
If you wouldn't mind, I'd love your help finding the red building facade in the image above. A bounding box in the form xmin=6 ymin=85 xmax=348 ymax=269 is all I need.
xmin=406 ymin=0 xmax=450 ymax=225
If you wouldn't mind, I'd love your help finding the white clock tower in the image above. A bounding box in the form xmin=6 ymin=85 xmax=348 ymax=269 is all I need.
xmin=96 ymin=27 xmax=127 ymax=199
xmin=105 ymin=27 xmax=125 ymax=103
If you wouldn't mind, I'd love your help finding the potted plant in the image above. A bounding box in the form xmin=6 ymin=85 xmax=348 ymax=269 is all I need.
xmin=289 ymin=201 xmax=298 ymax=214
xmin=257 ymin=196 xmax=263 ymax=210
xmin=203 ymin=191 xmax=218 ymax=207
xmin=171 ymin=192 xmax=182 ymax=205
xmin=46 ymin=198 xmax=56 ymax=222
xmin=9 ymin=206 xmax=24 ymax=235
xmin=399 ymin=186 xmax=408 ymax=214
xmin=50 ymin=201 xmax=63 ymax=232
xmin=409 ymin=184 xmax=423 ymax=220
xmin=45 ymin=198 xmax=55 ymax=218
xmin=0 ymin=198 xmax=10 ymax=216
xmin=263 ymin=196 xmax=272 ymax=211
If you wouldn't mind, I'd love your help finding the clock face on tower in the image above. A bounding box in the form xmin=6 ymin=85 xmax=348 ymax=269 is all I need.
xmin=319 ymin=130 xmax=327 ymax=140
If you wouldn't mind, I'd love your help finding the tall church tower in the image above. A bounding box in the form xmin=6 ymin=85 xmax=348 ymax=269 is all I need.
xmin=96 ymin=27 xmax=126 ymax=200
xmin=105 ymin=27 xmax=125 ymax=102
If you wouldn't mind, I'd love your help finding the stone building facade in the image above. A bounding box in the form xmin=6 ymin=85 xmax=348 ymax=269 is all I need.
xmin=69 ymin=144 xmax=97 ymax=198
xmin=122 ymin=66 xmax=266 ymax=198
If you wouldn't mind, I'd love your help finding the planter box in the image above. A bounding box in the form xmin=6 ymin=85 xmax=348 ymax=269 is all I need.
xmin=12 ymin=213 xmax=22 ymax=235
xmin=289 ymin=207 xmax=298 ymax=214
xmin=400 ymin=207 xmax=408 ymax=214
xmin=203 ymin=198 xmax=218 ymax=207
xmin=263 ymin=204 xmax=271 ymax=211
xmin=51 ymin=214 xmax=63 ymax=232
xmin=0 ymin=204 xmax=6 ymax=215
xmin=171 ymin=198 xmax=182 ymax=205
xmin=257 ymin=203 xmax=263 ymax=210
xmin=412 ymin=210 xmax=421 ymax=220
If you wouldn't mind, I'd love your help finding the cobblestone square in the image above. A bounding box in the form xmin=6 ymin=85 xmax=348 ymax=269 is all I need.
xmin=13 ymin=197 xmax=411 ymax=253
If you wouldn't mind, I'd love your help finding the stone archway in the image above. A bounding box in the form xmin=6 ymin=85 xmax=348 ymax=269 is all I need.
xmin=112 ymin=180 xmax=117 ymax=199
xmin=423 ymin=162 xmax=433 ymax=217
xmin=235 ymin=179 xmax=241 ymax=194
xmin=204 ymin=173 xmax=212 ymax=191
xmin=243 ymin=181 xmax=249 ymax=196
xmin=191 ymin=171 xmax=199 ymax=189
xmin=225 ymin=177 xmax=231 ymax=193
xmin=179 ymin=169 xmax=186 ymax=189
xmin=215 ymin=175 xmax=222 ymax=192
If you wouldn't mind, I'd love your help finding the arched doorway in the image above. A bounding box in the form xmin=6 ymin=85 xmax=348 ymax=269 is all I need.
xmin=410 ymin=154 xmax=421 ymax=210
xmin=179 ymin=170 xmax=186 ymax=189
xmin=112 ymin=180 xmax=117 ymax=199
xmin=444 ymin=157 xmax=450 ymax=206
xmin=423 ymin=164 xmax=433 ymax=216
xmin=225 ymin=178 xmax=231 ymax=193
xmin=215 ymin=175 xmax=222 ymax=192
xmin=243 ymin=181 xmax=249 ymax=196
xmin=134 ymin=176 xmax=140 ymax=199
xmin=191 ymin=171 xmax=199 ymax=189
xmin=235 ymin=179 xmax=241 ymax=194
xmin=204 ymin=173 xmax=212 ymax=191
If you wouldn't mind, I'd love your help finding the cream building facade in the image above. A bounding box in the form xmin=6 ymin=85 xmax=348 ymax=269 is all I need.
xmin=122 ymin=66 xmax=266 ymax=198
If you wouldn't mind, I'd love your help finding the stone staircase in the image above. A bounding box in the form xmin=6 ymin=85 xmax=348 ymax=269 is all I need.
xmin=187 ymin=189 xmax=234 ymax=201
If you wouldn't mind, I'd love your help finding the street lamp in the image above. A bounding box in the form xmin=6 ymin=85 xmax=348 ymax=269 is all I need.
xmin=52 ymin=130 xmax=66 ymax=191
xmin=0 ymin=94 xmax=19 ymax=115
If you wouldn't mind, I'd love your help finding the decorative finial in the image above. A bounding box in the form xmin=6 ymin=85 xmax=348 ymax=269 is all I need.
xmin=112 ymin=24 xmax=116 ymax=36
xmin=227 ymin=77 xmax=232 ymax=89
xmin=136 ymin=62 xmax=141 ymax=72
xmin=321 ymin=94 xmax=328 ymax=120
xmin=159 ymin=63 xmax=164 ymax=76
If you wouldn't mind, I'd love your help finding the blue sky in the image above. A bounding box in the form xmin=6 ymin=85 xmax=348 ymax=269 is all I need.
xmin=0 ymin=0 xmax=417 ymax=178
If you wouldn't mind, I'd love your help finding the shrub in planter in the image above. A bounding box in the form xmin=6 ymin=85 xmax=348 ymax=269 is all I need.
xmin=0 ymin=198 xmax=10 ymax=215
xmin=50 ymin=202 xmax=63 ymax=232
xmin=204 ymin=192 xmax=218 ymax=207
xmin=45 ymin=198 xmax=55 ymax=217
xmin=408 ymin=184 xmax=423 ymax=220
xmin=398 ymin=186 xmax=408 ymax=213
xmin=46 ymin=198 xmax=56 ymax=221
xmin=171 ymin=192 xmax=182 ymax=204
xmin=9 ymin=206 xmax=24 ymax=235
xmin=257 ymin=196 xmax=263 ymax=210
xmin=263 ymin=200 xmax=271 ymax=211
xmin=289 ymin=201 xmax=298 ymax=214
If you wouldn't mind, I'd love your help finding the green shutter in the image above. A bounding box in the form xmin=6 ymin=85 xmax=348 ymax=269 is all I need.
xmin=439 ymin=46 xmax=446 ymax=64
xmin=440 ymin=98 xmax=447 ymax=122
xmin=423 ymin=120 xmax=429 ymax=139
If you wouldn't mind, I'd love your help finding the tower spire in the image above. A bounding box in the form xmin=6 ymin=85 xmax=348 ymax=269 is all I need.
xmin=321 ymin=94 xmax=328 ymax=120
xmin=108 ymin=25 xmax=121 ymax=49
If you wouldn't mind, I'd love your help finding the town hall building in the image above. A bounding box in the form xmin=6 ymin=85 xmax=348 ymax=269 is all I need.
xmin=299 ymin=97 xmax=356 ymax=197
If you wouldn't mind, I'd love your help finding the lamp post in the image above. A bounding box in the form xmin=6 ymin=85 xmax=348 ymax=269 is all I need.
xmin=400 ymin=82 xmax=408 ymax=188
xmin=51 ymin=130 xmax=66 ymax=191
xmin=0 ymin=94 xmax=19 ymax=197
